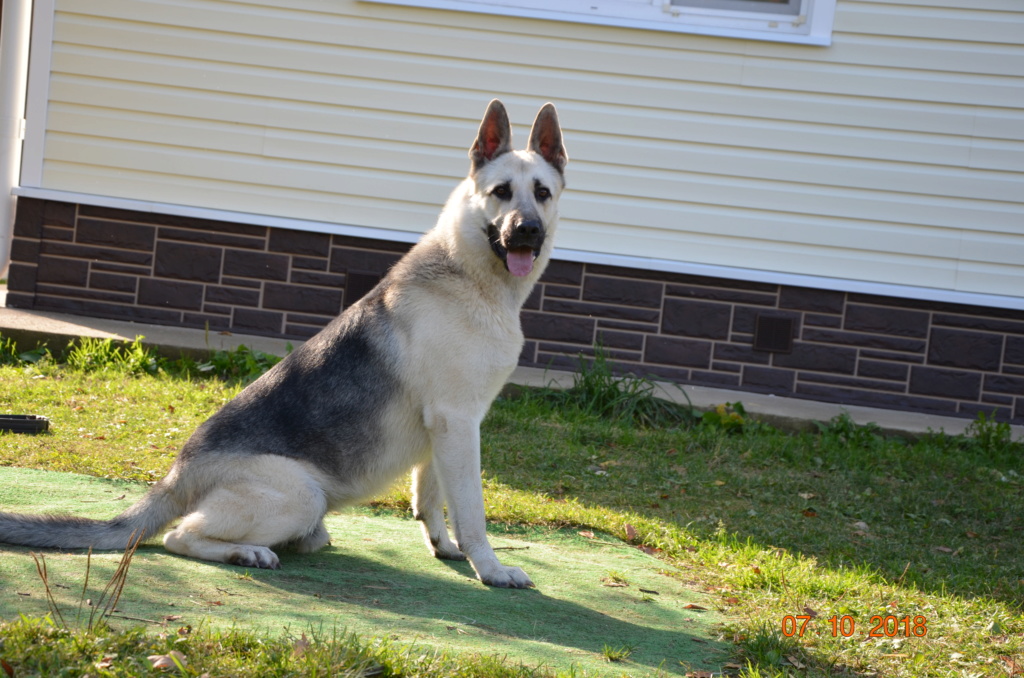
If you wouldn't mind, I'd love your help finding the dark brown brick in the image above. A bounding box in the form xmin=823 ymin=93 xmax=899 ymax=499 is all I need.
xmin=773 ymin=343 xmax=856 ymax=374
xmin=233 ymin=308 xmax=283 ymax=334
xmin=523 ymin=286 xmax=541 ymax=311
xmin=691 ymin=370 xmax=741 ymax=388
xmin=291 ymin=270 xmax=345 ymax=287
xmin=80 ymin=204 xmax=267 ymax=236
xmin=77 ymin=218 xmax=155 ymax=251
xmin=713 ymin=343 xmax=771 ymax=365
xmin=583 ymin=275 xmax=662 ymax=309
xmin=857 ymin=359 xmax=909 ymax=381
xmin=4 ymin=292 xmax=35 ymax=309
xmin=269 ymin=229 xmax=331 ymax=257
xmin=845 ymin=304 xmax=929 ymax=338
xmin=543 ymin=284 xmax=580 ymax=299
xmin=264 ymin=283 xmax=342 ymax=315
xmin=138 ymin=278 xmax=203 ymax=310
xmin=287 ymin=313 xmax=334 ymax=327
xmin=597 ymin=318 xmax=660 ymax=334
xmin=662 ymin=299 xmax=731 ymax=339
xmin=330 ymin=248 xmax=401 ymax=275
xmin=928 ymin=328 xmax=1002 ymax=371
xmin=1007 ymin=337 xmax=1024 ymax=365
xmin=89 ymin=272 xmax=138 ymax=293
xmin=333 ymin=234 xmax=411 ymax=253
xmin=92 ymin=261 xmax=151 ymax=276
xmin=805 ymin=313 xmax=842 ymax=328
xmin=779 ymin=286 xmax=845 ymax=314
xmin=666 ymin=284 xmax=775 ymax=306
xmin=6 ymin=263 xmax=37 ymax=292
xmin=909 ymin=366 xmax=981 ymax=400
xmin=292 ymin=256 xmax=328 ymax=271
xmin=799 ymin=372 xmax=906 ymax=393
xmin=10 ymin=238 xmax=40 ymax=262
xmin=158 ymin=227 xmax=265 ymax=250
xmin=984 ymin=374 xmax=1024 ymax=396
xmin=540 ymin=261 xmax=583 ymax=286
xmin=344 ymin=272 xmax=382 ymax=309
xmin=522 ymin=311 xmax=594 ymax=344
xmin=13 ymin=198 xmax=43 ymax=237
xmin=644 ymin=336 xmax=711 ymax=368
xmin=543 ymin=299 xmax=659 ymax=324
xmin=42 ymin=224 xmax=75 ymax=242
xmin=933 ymin=313 xmax=1024 ymax=336
xmin=41 ymin=241 xmax=152 ymax=266
xmin=43 ymin=201 xmax=75 ymax=227
xmin=205 ymin=286 xmax=259 ymax=307
xmin=221 ymin=277 xmax=261 ymax=289
xmin=742 ymin=366 xmax=795 ymax=392
xmin=36 ymin=283 xmax=133 ymax=304
xmin=223 ymin=250 xmax=288 ymax=281
xmin=637 ymin=364 xmax=691 ymax=383
xmin=203 ymin=304 xmax=231 ymax=315
xmin=539 ymin=342 xmax=641 ymax=363
xmin=36 ymin=256 xmax=88 ymax=286
xmin=596 ymin=329 xmax=644 ymax=351
xmin=154 ymin=242 xmax=223 ymax=283
xmin=803 ymin=328 xmax=926 ymax=354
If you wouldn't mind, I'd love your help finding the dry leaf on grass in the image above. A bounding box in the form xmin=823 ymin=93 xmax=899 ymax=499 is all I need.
xmin=624 ymin=524 xmax=638 ymax=541
xmin=292 ymin=633 xmax=312 ymax=658
xmin=148 ymin=650 xmax=187 ymax=670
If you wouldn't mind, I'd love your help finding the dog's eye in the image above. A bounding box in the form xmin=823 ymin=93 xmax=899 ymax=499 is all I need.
xmin=491 ymin=184 xmax=512 ymax=201
xmin=535 ymin=185 xmax=551 ymax=202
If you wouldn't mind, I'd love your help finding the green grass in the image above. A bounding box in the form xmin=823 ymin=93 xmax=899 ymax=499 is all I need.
xmin=1 ymin=334 xmax=1023 ymax=676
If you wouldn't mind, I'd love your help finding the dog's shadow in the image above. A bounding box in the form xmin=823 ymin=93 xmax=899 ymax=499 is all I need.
xmin=215 ymin=531 xmax=731 ymax=675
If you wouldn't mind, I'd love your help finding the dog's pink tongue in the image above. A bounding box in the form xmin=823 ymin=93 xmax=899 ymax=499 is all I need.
xmin=506 ymin=248 xmax=534 ymax=277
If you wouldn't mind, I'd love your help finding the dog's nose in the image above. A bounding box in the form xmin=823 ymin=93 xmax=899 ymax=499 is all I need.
xmin=516 ymin=220 xmax=542 ymax=237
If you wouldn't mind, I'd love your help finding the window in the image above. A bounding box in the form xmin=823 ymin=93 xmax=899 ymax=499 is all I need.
xmin=361 ymin=0 xmax=836 ymax=45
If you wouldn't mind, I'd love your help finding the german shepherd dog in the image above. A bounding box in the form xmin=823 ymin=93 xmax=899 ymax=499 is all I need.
xmin=0 ymin=100 xmax=567 ymax=589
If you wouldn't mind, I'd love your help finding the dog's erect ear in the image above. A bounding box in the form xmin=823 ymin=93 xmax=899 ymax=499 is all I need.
xmin=528 ymin=103 xmax=567 ymax=174
xmin=470 ymin=99 xmax=513 ymax=171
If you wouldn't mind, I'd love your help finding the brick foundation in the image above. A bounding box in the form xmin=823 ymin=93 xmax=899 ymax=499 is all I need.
xmin=8 ymin=198 xmax=1024 ymax=424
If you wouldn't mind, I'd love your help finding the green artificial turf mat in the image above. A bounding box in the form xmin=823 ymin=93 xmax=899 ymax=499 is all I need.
xmin=0 ymin=466 xmax=729 ymax=675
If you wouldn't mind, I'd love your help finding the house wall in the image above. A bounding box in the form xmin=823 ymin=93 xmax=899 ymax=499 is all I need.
xmin=8 ymin=197 xmax=1024 ymax=424
xmin=16 ymin=0 xmax=1024 ymax=309
xmin=7 ymin=0 xmax=1024 ymax=423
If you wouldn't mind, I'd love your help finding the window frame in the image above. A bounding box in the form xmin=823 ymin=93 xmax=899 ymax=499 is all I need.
xmin=360 ymin=0 xmax=837 ymax=46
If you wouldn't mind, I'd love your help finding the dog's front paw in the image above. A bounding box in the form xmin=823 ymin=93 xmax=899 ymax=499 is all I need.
xmin=228 ymin=545 xmax=281 ymax=570
xmin=479 ymin=565 xmax=534 ymax=589
xmin=428 ymin=533 xmax=467 ymax=561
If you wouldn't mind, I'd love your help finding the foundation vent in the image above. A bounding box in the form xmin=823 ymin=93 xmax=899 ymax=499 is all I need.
xmin=753 ymin=314 xmax=796 ymax=353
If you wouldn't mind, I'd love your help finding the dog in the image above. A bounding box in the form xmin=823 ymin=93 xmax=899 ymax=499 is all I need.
xmin=0 ymin=99 xmax=567 ymax=589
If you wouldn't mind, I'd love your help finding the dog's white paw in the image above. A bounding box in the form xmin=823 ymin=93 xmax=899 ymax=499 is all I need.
xmin=429 ymin=534 xmax=467 ymax=561
xmin=479 ymin=565 xmax=534 ymax=589
xmin=228 ymin=545 xmax=281 ymax=570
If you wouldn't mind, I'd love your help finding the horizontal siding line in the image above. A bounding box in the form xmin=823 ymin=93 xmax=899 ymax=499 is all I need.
xmin=51 ymin=71 xmax=1021 ymax=144
xmin=52 ymin=18 xmax=1024 ymax=107
xmin=49 ymin=94 xmax=1012 ymax=173
xmin=42 ymin=126 xmax=1024 ymax=239
xmin=16 ymin=185 xmax=1024 ymax=312
xmin=59 ymin=5 xmax=1024 ymax=79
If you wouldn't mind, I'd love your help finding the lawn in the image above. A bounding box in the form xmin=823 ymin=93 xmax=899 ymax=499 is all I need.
xmin=1 ymin=336 xmax=1022 ymax=677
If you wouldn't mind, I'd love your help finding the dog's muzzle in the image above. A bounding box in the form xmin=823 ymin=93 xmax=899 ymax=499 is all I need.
xmin=487 ymin=219 xmax=545 ymax=278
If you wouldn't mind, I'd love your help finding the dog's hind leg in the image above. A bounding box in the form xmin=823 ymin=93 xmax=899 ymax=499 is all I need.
xmin=162 ymin=456 xmax=328 ymax=569
xmin=411 ymin=459 xmax=465 ymax=561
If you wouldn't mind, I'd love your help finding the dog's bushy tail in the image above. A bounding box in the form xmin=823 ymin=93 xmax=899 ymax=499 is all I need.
xmin=0 ymin=482 xmax=183 ymax=550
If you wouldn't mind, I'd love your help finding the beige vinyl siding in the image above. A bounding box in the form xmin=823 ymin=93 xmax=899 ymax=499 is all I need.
xmin=30 ymin=0 xmax=1024 ymax=301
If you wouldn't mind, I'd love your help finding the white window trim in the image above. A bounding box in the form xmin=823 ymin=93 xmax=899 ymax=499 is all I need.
xmin=360 ymin=0 xmax=836 ymax=46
